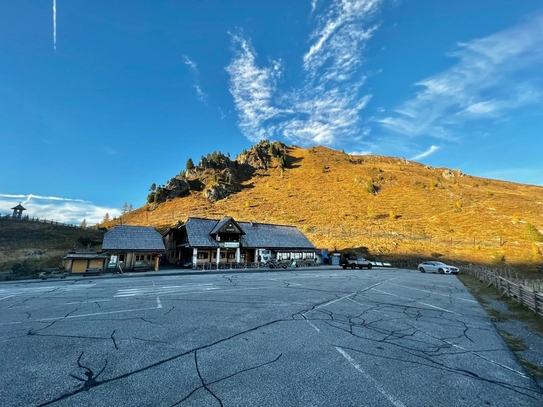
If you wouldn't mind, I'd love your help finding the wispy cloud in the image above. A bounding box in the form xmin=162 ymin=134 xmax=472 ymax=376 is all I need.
xmin=226 ymin=0 xmax=381 ymax=146
xmin=379 ymin=13 xmax=543 ymax=140
xmin=410 ymin=145 xmax=440 ymax=161
xmin=0 ymin=194 xmax=120 ymax=225
xmin=225 ymin=32 xmax=283 ymax=142
xmin=183 ymin=55 xmax=208 ymax=102
xmin=348 ymin=150 xmax=372 ymax=155
xmin=303 ymin=0 xmax=379 ymax=83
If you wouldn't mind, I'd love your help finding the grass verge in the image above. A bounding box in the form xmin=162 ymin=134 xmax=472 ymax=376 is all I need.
xmin=458 ymin=273 xmax=543 ymax=380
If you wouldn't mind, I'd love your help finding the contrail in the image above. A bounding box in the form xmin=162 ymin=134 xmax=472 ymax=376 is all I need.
xmin=53 ymin=0 xmax=56 ymax=50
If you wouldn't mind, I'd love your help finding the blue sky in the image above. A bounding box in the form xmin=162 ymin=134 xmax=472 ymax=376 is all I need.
xmin=1 ymin=0 xmax=542 ymax=225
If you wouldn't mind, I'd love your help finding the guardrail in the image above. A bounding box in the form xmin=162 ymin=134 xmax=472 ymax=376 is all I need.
xmin=462 ymin=265 xmax=543 ymax=318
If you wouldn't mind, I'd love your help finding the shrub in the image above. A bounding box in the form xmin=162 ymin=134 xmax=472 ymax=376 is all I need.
xmin=525 ymin=223 xmax=543 ymax=242
xmin=365 ymin=180 xmax=376 ymax=194
xmin=491 ymin=252 xmax=506 ymax=265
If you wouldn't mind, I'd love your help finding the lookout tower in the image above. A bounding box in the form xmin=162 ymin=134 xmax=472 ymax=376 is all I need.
xmin=11 ymin=203 xmax=26 ymax=219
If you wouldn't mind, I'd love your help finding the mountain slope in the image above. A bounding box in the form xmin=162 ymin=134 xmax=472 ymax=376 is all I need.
xmin=118 ymin=144 xmax=543 ymax=268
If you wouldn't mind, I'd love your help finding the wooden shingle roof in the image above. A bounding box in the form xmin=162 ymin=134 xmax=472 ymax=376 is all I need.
xmin=102 ymin=226 xmax=165 ymax=251
xmin=182 ymin=217 xmax=315 ymax=250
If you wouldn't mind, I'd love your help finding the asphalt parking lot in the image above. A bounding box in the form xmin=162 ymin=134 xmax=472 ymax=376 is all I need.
xmin=1 ymin=267 xmax=542 ymax=406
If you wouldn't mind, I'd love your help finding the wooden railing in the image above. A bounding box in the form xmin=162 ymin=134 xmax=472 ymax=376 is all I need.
xmin=1 ymin=214 xmax=78 ymax=228
xmin=463 ymin=265 xmax=543 ymax=318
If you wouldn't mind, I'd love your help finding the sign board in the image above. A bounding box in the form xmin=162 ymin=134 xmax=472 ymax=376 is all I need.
xmin=219 ymin=242 xmax=239 ymax=248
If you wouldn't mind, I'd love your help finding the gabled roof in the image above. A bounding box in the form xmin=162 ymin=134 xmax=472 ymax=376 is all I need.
xmin=209 ymin=217 xmax=245 ymax=235
xmin=11 ymin=204 xmax=26 ymax=210
xmin=182 ymin=217 xmax=315 ymax=250
xmin=102 ymin=226 xmax=165 ymax=251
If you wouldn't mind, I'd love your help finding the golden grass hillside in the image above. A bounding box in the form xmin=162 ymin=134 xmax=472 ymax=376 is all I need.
xmin=115 ymin=145 xmax=543 ymax=270
xmin=0 ymin=218 xmax=105 ymax=273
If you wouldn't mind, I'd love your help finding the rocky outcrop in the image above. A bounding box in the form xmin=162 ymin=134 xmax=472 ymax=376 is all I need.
xmin=149 ymin=140 xmax=289 ymax=205
xmin=204 ymin=183 xmax=242 ymax=203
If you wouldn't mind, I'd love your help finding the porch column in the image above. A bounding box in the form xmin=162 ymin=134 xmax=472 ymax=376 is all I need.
xmin=235 ymin=247 xmax=240 ymax=263
xmin=192 ymin=248 xmax=198 ymax=265
xmin=216 ymin=248 xmax=221 ymax=265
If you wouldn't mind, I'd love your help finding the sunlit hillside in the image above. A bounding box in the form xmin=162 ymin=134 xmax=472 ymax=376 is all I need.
xmin=114 ymin=145 xmax=543 ymax=269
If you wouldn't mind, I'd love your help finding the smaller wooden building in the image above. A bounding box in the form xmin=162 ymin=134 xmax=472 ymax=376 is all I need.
xmin=62 ymin=252 xmax=109 ymax=273
xmin=102 ymin=226 xmax=166 ymax=271
xmin=11 ymin=203 xmax=26 ymax=219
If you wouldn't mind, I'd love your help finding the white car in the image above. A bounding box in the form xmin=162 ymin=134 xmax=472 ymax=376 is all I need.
xmin=418 ymin=261 xmax=459 ymax=274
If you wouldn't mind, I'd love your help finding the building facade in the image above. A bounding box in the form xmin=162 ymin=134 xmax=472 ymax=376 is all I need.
xmin=163 ymin=217 xmax=317 ymax=267
xmin=102 ymin=226 xmax=166 ymax=271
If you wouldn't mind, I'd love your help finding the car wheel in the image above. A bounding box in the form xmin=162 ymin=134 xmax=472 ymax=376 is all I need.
xmin=438 ymin=268 xmax=444 ymax=274
xmin=419 ymin=267 xmax=425 ymax=273
xmin=342 ymin=266 xmax=347 ymax=270
xmin=351 ymin=264 xmax=357 ymax=270
xmin=367 ymin=264 xmax=372 ymax=269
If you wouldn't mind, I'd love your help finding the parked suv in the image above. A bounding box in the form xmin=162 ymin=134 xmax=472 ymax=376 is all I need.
xmin=340 ymin=257 xmax=373 ymax=270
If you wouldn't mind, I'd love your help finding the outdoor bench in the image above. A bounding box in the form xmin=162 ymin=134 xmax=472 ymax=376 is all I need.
xmin=84 ymin=268 xmax=103 ymax=276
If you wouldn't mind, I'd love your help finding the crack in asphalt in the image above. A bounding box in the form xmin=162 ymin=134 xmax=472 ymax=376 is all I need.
xmin=36 ymin=318 xmax=287 ymax=405
xmin=110 ymin=329 xmax=119 ymax=350
xmin=8 ymin=274 xmax=541 ymax=405
xmin=172 ymin=352 xmax=283 ymax=406
xmin=193 ymin=349 xmax=223 ymax=406
xmin=27 ymin=308 xmax=79 ymax=336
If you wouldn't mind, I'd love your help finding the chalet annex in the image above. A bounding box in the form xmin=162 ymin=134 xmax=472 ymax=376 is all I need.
xmin=163 ymin=217 xmax=317 ymax=267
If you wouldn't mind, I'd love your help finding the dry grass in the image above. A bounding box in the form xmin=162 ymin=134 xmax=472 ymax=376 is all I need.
xmin=113 ymin=146 xmax=543 ymax=271
xmin=458 ymin=273 xmax=543 ymax=379
xmin=0 ymin=218 xmax=104 ymax=272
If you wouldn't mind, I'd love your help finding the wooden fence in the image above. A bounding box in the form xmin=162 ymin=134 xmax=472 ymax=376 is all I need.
xmin=463 ymin=265 xmax=543 ymax=318
xmin=0 ymin=214 xmax=78 ymax=228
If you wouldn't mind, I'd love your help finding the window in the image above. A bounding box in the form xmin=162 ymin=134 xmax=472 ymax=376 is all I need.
xmin=293 ymin=252 xmax=302 ymax=259
xmin=197 ymin=252 xmax=209 ymax=259
xmin=305 ymin=252 xmax=315 ymax=259
xmin=228 ymin=252 xmax=235 ymax=259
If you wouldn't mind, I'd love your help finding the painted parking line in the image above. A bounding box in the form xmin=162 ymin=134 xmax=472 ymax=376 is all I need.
xmin=371 ymin=288 xmax=460 ymax=315
xmin=0 ymin=284 xmax=96 ymax=296
xmin=387 ymin=282 xmax=478 ymax=303
xmin=336 ymin=347 xmax=407 ymax=407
